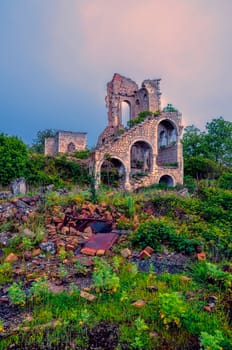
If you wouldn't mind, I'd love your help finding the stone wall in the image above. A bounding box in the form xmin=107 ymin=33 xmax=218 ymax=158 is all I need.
xmin=57 ymin=131 xmax=86 ymax=153
xmin=92 ymin=74 xmax=184 ymax=190
xmin=44 ymin=138 xmax=56 ymax=155
xmin=157 ymin=144 xmax=178 ymax=165
xmin=44 ymin=131 xmax=87 ymax=155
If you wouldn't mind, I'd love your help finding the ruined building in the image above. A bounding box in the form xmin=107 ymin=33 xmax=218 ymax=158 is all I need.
xmin=91 ymin=73 xmax=183 ymax=190
xmin=45 ymin=131 xmax=86 ymax=155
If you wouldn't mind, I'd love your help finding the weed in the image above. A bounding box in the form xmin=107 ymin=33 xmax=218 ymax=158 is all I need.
xmin=200 ymin=330 xmax=223 ymax=350
xmin=158 ymin=292 xmax=186 ymax=328
xmin=29 ymin=277 xmax=49 ymax=303
xmin=131 ymin=317 xmax=149 ymax=349
xmin=0 ymin=262 xmax=13 ymax=284
xmin=8 ymin=282 xmax=26 ymax=307
xmin=93 ymin=258 xmax=120 ymax=294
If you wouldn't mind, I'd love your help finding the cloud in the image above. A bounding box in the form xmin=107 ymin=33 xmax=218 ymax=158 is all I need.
xmin=0 ymin=0 xmax=231 ymax=145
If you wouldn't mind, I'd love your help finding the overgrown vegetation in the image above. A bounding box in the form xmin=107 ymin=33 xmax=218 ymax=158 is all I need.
xmin=0 ymin=118 xmax=232 ymax=349
xmin=127 ymin=110 xmax=158 ymax=128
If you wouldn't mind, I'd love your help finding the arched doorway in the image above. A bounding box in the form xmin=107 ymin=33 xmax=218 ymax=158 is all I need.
xmin=67 ymin=142 xmax=76 ymax=153
xmin=159 ymin=175 xmax=174 ymax=187
xmin=100 ymin=157 xmax=125 ymax=188
xmin=130 ymin=141 xmax=152 ymax=177
xmin=121 ymin=101 xmax=131 ymax=127
xmin=157 ymin=120 xmax=178 ymax=166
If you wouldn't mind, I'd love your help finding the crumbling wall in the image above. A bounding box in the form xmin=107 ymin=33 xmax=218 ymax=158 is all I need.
xmin=44 ymin=131 xmax=87 ymax=155
xmin=57 ymin=131 xmax=86 ymax=153
xmin=93 ymin=74 xmax=183 ymax=190
xmin=44 ymin=138 xmax=56 ymax=155
xmin=98 ymin=73 xmax=161 ymax=145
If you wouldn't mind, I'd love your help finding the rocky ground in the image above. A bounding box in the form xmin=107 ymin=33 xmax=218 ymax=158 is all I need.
xmin=0 ymin=192 xmax=197 ymax=349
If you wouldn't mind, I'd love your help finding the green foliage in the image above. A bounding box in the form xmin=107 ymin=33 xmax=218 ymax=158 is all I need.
xmin=31 ymin=129 xmax=56 ymax=154
xmin=0 ymin=133 xmax=29 ymax=186
xmin=205 ymin=117 xmax=232 ymax=166
xmin=182 ymin=118 xmax=232 ymax=180
xmin=132 ymin=218 xmax=198 ymax=253
xmin=8 ymin=282 xmax=26 ymax=307
xmin=93 ymin=258 xmax=120 ymax=293
xmin=218 ymin=172 xmax=232 ymax=190
xmin=182 ymin=125 xmax=207 ymax=159
xmin=127 ymin=110 xmax=153 ymax=128
xmin=200 ymin=330 xmax=224 ymax=350
xmin=29 ymin=278 xmax=49 ymax=303
xmin=22 ymin=237 xmax=34 ymax=251
xmin=190 ymin=262 xmax=232 ymax=290
xmin=163 ymin=103 xmax=178 ymax=112
xmin=58 ymin=264 xmax=68 ymax=279
xmin=158 ymin=292 xmax=186 ymax=328
xmin=184 ymin=175 xmax=196 ymax=193
xmin=132 ymin=218 xmax=175 ymax=250
xmin=73 ymin=149 xmax=90 ymax=159
xmin=0 ymin=262 xmax=13 ymax=284
xmin=26 ymin=153 xmax=89 ymax=187
xmin=184 ymin=156 xmax=222 ymax=180
xmin=131 ymin=317 xmax=149 ymax=349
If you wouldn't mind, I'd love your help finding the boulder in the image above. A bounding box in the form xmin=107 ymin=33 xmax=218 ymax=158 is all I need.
xmin=11 ymin=178 xmax=26 ymax=195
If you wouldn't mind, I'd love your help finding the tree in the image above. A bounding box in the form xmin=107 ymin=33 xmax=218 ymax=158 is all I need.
xmin=182 ymin=118 xmax=232 ymax=180
xmin=181 ymin=125 xmax=208 ymax=159
xmin=184 ymin=156 xmax=222 ymax=180
xmin=0 ymin=134 xmax=29 ymax=186
xmin=31 ymin=129 xmax=56 ymax=154
xmin=205 ymin=117 xmax=232 ymax=166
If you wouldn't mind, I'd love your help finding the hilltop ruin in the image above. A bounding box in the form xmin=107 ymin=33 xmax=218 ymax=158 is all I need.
xmin=91 ymin=73 xmax=183 ymax=190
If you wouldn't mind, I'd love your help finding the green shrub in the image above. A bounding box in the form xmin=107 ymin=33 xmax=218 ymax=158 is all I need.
xmin=29 ymin=278 xmax=49 ymax=303
xmin=132 ymin=218 xmax=197 ymax=253
xmin=0 ymin=133 xmax=29 ymax=186
xmin=127 ymin=111 xmax=153 ymax=128
xmin=0 ymin=262 xmax=13 ymax=284
xmin=8 ymin=282 xmax=26 ymax=307
xmin=190 ymin=262 xmax=232 ymax=290
xmin=218 ymin=172 xmax=232 ymax=190
xmin=132 ymin=219 xmax=175 ymax=251
xmin=200 ymin=330 xmax=223 ymax=350
xmin=73 ymin=150 xmax=90 ymax=159
xmin=93 ymin=258 xmax=120 ymax=294
xmin=158 ymin=292 xmax=186 ymax=328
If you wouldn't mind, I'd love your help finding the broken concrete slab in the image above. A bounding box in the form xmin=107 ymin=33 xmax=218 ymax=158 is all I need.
xmin=82 ymin=233 xmax=118 ymax=254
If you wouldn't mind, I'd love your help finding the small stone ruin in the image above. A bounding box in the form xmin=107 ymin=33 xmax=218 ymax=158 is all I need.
xmin=44 ymin=131 xmax=87 ymax=155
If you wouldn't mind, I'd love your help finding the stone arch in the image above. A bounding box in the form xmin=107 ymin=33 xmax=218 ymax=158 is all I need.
xmin=159 ymin=174 xmax=174 ymax=187
xmin=120 ymin=100 xmax=131 ymax=127
xmin=67 ymin=142 xmax=76 ymax=153
xmin=136 ymin=87 xmax=149 ymax=111
xmin=157 ymin=119 xmax=178 ymax=166
xmin=100 ymin=156 xmax=126 ymax=188
xmin=130 ymin=140 xmax=153 ymax=176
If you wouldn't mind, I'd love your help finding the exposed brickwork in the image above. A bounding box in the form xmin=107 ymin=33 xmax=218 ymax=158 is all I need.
xmin=92 ymin=74 xmax=184 ymax=190
xmin=44 ymin=131 xmax=86 ymax=155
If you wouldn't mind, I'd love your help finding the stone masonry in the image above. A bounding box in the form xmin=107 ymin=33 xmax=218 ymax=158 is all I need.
xmin=45 ymin=131 xmax=86 ymax=155
xmin=91 ymin=73 xmax=184 ymax=190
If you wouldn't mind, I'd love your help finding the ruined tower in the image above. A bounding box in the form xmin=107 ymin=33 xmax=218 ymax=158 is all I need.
xmin=92 ymin=73 xmax=183 ymax=190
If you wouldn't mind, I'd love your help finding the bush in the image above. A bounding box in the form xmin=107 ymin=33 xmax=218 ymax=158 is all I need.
xmin=218 ymin=172 xmax=232 ymax=190
xmin=8 ymin=282 xmax=26 ymax=307
xmin=127 ymin=111 xmax=153 ymax=128
xmin=0 ymin=133 xmax=29 ymax=186
xmin=132 ymin=218 xmax=198 ymax=253
xmin=132 ymin=219 xmax=175 ymax=251
xmin=158 ymin=292 xmax=186 ymax=328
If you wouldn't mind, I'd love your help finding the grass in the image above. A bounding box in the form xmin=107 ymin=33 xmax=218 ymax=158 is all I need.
xmin=1 ymin=184 xmax=232 ymax=349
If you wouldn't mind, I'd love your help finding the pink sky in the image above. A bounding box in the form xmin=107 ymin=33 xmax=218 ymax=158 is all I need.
xmin=0 ymin=0 xmax=231 ymax=146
